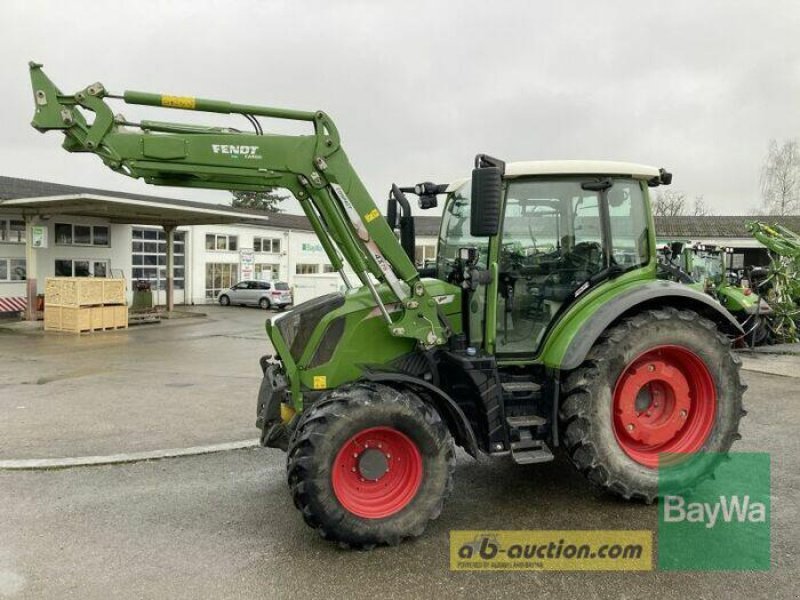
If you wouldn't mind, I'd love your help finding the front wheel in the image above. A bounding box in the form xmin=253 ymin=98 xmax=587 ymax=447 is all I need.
xmin=287 ymin=383 xmax=455 ymax=547
xmin=560 ymin=307 xmax=746 ymax=502
xmin=218 ymin=295 xmax=230 ymax=306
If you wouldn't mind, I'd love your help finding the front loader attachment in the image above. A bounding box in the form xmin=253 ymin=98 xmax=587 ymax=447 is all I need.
xmin=29 ymin=61 xmax=106 ymax=153
xmin=27 ymin=62 xmax=449 ymax=350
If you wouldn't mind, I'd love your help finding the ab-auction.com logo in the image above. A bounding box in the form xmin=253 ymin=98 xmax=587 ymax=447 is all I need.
xmin=450 ymin=530 xmax=652 ymax=571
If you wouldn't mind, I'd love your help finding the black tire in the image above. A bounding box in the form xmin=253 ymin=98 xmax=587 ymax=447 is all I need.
xmin=259 ymin=297 xmax=270 ymax=310
xmin=218 ymin=294 xmax=230 ymax=306
xmin=560 ymin=307 xmax=746 ymax=502
xmin=287 ymin=382 xmax=455 ymax=548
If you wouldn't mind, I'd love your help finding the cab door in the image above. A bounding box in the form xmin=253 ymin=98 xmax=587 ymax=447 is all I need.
xmin=494 ymin=179 xmax=605 ymax=356
xmin=493 ymin=177 xmax=650 ymax=357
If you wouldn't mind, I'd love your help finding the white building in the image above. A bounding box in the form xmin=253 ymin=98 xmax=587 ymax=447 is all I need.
xmin=0 ymin=177 xmax=440 ymax=314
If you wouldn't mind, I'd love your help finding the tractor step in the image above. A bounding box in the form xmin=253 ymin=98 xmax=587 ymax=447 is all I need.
xmin=502 ymin=381 xmax=542 ymax=394
xmin=510 ymin=439 xmax=554 ymax=465
xmin=506 ymin=415 xmax=547 ymax=428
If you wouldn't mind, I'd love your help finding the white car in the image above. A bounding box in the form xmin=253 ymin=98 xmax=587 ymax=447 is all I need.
xmin=218 ymin=280 xmax=293 ymax=310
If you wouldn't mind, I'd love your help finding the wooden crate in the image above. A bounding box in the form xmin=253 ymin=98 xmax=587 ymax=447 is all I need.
xmin=44 ymin=305 xmax=128 ymax=334
xmin=44 ymin=278 xmax=126 ymax=307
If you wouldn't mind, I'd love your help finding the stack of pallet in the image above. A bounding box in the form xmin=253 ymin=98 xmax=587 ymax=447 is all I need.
xmin=44 ymin=278 xmax=128 ymax=333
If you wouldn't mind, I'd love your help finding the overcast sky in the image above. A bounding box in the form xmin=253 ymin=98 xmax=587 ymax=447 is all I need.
xmin=2 ymin=0 xmax=799 ymax=216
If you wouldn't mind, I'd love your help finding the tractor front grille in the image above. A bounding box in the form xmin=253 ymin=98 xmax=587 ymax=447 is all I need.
xmin=273 ymin=292 xmax=345 ymax=362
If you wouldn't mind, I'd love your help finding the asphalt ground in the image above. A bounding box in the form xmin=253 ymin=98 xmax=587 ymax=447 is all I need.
xmin=1 ymin=308 xmax=798 ymax=598
xmin=0 ymin=306 xmax=269 ymax=459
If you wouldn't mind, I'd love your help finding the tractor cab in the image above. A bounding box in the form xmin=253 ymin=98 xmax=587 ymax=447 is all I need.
xmin=437 ymin=161 xmax=660 ymax=357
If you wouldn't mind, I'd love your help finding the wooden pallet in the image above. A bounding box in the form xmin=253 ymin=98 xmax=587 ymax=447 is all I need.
xmin=45 ymin=277 xmax=126 ymax=307
xmin=44 ymin=304 xmax=128 ymax=333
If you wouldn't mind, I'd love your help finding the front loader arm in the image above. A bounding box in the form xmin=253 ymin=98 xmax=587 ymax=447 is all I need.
xmin=29 ymin=62 xmax=446 ymax=347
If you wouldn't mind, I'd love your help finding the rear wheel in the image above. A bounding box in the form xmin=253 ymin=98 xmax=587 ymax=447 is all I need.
xmin=560 ymin=308 xmax=746 ymax=502
xmin=287 ymin=383 xmax=455 ymax=547
xmin=259 ymin=297 xmax=270 ymax=310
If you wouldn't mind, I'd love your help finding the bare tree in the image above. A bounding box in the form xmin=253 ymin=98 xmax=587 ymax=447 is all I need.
xmin=760 ymin=139 xmax=800 ymax=216
xmin=652 ymin=190 xmax=687 ymax=217
xmin=692 ymin=195 xmax=712 ymax=216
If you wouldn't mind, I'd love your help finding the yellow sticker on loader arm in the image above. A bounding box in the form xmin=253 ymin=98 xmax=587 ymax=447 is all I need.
xmin=161 ymin=95 xmax=196 ymax=109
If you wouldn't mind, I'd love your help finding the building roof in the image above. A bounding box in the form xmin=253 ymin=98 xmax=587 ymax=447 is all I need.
xmin=654 ymin=215 xmax=800 ymax=239
xmin=414 ymin=215 xmax=441 ymax=237
xmin=8 ymin=176 xmax=793 ymax=241
xmin=0 ymin=176 xmax=314 ymax=228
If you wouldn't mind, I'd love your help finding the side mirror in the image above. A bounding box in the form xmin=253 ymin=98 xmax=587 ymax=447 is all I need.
xmin=470 ymin=167 xmax=502 ymax=237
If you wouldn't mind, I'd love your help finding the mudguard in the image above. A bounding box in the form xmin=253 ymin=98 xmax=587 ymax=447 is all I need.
xmin=557 ymin=280 xmax=743 ymax=371
xmin=362 ymin=371 xmax=480 ymax=458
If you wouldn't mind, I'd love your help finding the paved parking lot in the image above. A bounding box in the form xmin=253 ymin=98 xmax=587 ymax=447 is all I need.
xmin=1 ymin=308 xmax=798 ymax=599
xmin=0 ymin=306 xmax=269 ymax=459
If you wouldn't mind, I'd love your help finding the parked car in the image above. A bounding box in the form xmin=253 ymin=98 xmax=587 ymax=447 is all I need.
xmin=218 ymin=280 xmax=293 ymax=310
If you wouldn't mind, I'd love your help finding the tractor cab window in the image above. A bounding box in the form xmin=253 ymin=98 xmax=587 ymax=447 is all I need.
xmin=436 ymin=183 xmax=488 ymax=278
xmin=437 ymin=183 xmax=489 ymax=347
xmin=607 ymin=181 xmax=649 ymax=269
xmin=496 ymin=179 xmax=606 ymax=355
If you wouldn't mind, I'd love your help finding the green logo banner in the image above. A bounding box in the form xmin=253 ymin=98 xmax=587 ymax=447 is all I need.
xmin=658 ymin=452 xmax=770 ymax=571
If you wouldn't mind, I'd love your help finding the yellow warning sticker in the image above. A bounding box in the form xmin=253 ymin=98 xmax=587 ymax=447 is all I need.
xmin=161 ymin=95 xmax=196 ymax=110
xmin=364 ymin=208 xmax=380 ymax=223
xmin=313 ymin=375 xmax=327 ymax=389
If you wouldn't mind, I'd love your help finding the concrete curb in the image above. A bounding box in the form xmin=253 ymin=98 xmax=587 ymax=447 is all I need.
xmin=0 ymin=439 xmax=260 ymax=471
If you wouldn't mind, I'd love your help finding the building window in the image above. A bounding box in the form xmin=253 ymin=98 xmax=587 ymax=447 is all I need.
xmin=255 ymin=264 xmax=279 ymax=281
xmin=254 ymin=237 xmax=281 ymax=253
xmin=205 ymin=262 xmax=238 ymax=299
xmin=0 ymin=258 xmax=26 ymax=281
xmin=295 ymin=263 xmax=320 ymax=275
xmin=322 ymin=264 xmax=336 ymax=273
xmin=205 ymin=233 xmax=238 ymax=251
xmin=0 ymin=220 xmax=26 ymax=244
xmin=131 ymin=228 xmax=186 ymax=290
xmin=54 ymin=223 xmax=110 ymax=246
xmin=54 ymin=259 xmax=109 ymax=277
xmin=415 ymin=244 xmax=437 ymax=267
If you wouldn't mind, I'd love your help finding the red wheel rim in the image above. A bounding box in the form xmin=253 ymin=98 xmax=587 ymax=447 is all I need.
xmin=612 ymin=345 xmax=716 ymax=468
xmin=331 ymin=426 xmax=423 ymax=519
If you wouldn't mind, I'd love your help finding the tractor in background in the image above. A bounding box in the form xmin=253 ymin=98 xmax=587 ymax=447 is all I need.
xmin=659 ymin=241 xmax=771 ymax=346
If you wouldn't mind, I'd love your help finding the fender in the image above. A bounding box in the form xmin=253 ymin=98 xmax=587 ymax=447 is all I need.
xmin=557 ymin=280 xmax=743 ymax=371
xmin=362 ymin=370 xmax=480 ymax=458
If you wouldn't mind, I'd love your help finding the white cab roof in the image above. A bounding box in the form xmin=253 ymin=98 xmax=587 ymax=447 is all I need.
xmin=445 ymin=160 xmax=661 ymax=192
xmin=505 ymin=160 xmax=660 ymax=179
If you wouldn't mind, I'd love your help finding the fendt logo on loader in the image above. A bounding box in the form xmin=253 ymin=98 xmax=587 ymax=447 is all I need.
xmin=211 ymin=144 xmax=261 ymax=159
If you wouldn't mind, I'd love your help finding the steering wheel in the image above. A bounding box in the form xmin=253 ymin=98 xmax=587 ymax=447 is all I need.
xmin=564 ymin=241 xmax=603 ymax=270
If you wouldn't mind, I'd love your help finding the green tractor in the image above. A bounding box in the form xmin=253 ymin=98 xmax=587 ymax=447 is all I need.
xmin=659 ymin=241 xmax=771 ymax=345
xmin=29 ymin=64 xmax=746 ymax=547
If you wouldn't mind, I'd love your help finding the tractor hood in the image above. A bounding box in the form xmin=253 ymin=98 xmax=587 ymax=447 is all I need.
xmin=266 ymin=279 xmax=461 ymax=409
